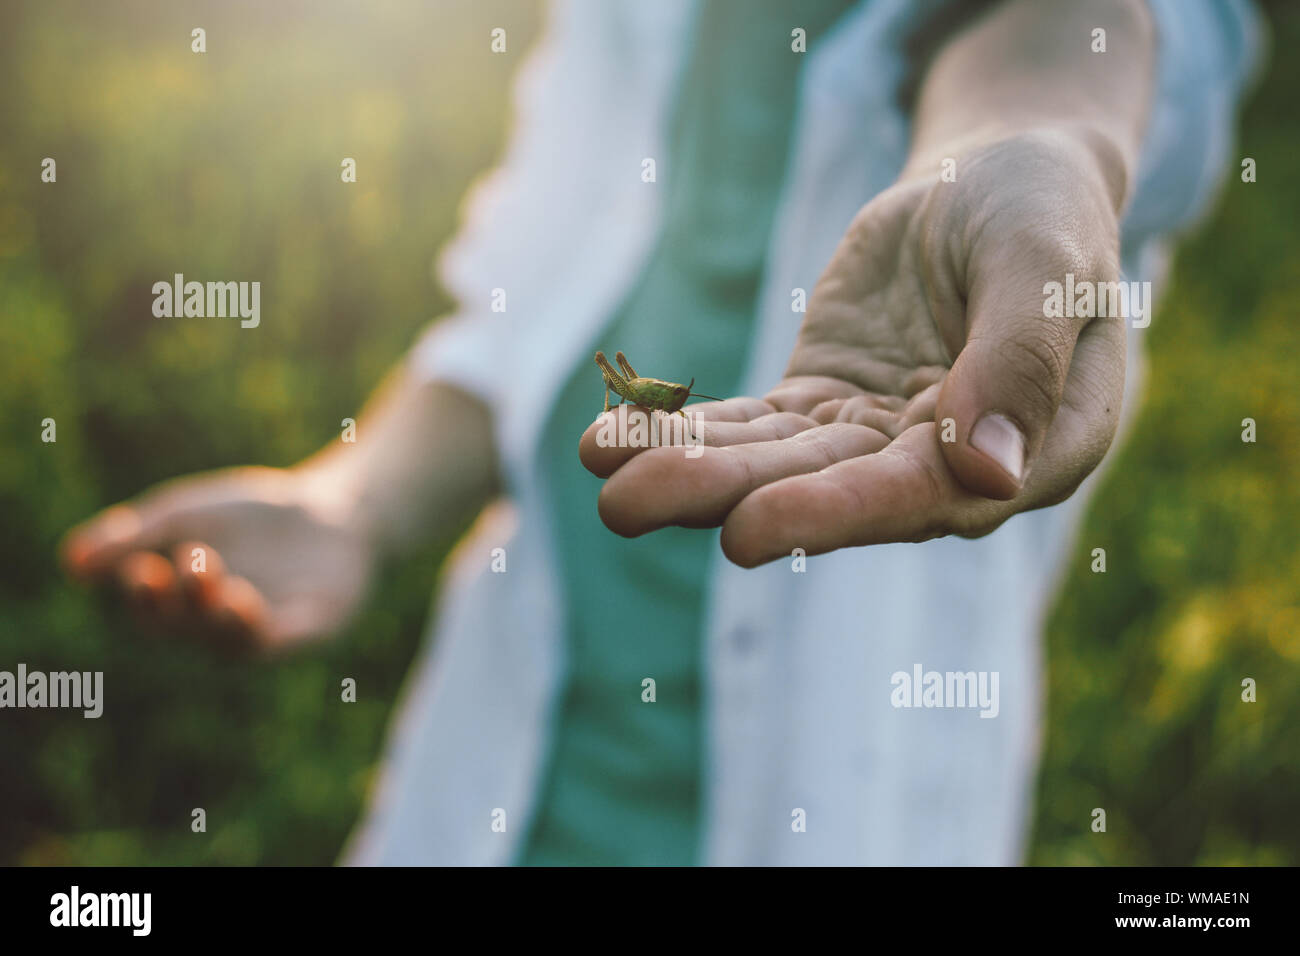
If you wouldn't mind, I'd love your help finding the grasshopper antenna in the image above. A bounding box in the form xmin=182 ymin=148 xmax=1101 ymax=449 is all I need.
xmin=684 ymin=377 xmax=725 ymax=402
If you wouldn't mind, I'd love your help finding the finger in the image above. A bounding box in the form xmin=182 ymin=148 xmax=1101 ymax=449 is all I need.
xmin=580 ymin=401 xmax=802 ymax=478
xmin=810 ymin=393 xmax=904 ymax=419
xmin=763 ymin=376 xmax=866 ymax=416
xmin=679 ymin=396 xmax=774 ymax=422
xmin=934 ymin=206 xmax=1119 ymax=500
xmin=1015 ymin=305 xmax=1126 ymax=506
xmin=63 ymin=505 xmax=145 ymax=580
xmin=898 ymin=382 xmax=941 ymax=430
xmin=831 ymin=400 xmax=903 ymax=436
xmin=206 ymin=575 xmax=271 ymax=653
xmin=598 ymin=422 xmax=890 ymax=537
xmin=719 ymin=424 xmax=966 ymax=567
xmin=116 ymin=550 xmax=183 ymax=628
xmin=62 ymin=498 xmax=180 ymax=580
xmin=807 ymin=398 xmax=848 ymax=424
xmin=723 ymin=331 xmax=1126 ymax=567
xmin=172 ymin=541 xmax=226 ymax=610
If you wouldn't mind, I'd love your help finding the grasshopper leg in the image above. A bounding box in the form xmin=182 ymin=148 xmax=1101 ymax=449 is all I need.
xmin=677 ymin=407 xmax=702 ymax=444
xmin=615 ymin=351 xmax=637 ymax=379
xmin=603 ymin=383 xmax=625 ymax=414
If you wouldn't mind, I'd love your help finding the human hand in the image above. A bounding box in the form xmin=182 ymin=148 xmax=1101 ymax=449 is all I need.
xmin=61 ymin=465 xmax=376 ymax=652
xmin=581 ymin=128 xmax=1129 ymax=567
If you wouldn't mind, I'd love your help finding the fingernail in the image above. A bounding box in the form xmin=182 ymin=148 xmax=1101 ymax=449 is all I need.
xmin=969 ymin=413 xmax=1026 ymax=485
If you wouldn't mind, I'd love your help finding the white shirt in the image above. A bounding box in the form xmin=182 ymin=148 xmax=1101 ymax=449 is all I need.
xmin=345 ymin=0 xmax=1260 ymax=865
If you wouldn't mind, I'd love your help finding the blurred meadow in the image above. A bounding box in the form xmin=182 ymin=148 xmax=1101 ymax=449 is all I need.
xmin=0 ymin=0 xmax=1296 ymax=865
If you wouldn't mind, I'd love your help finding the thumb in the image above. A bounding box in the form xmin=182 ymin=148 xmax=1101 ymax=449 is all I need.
xmin=935 ymin=245 xmax=1095 ymax=500
xmin=61 ymin=499 xmax=179 ymax=580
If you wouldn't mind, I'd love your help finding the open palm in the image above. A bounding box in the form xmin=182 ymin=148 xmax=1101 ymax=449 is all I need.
xmin=582 ymin=130 xmax=1130 ymax=567
xmin=62 ymin=466 xmax=375 ymax=650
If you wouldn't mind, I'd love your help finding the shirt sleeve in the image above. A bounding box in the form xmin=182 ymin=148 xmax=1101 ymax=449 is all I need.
xmin=1123 ymin=0 xmax=1264 ymax=246
xmin=404 ymin=1 xmax=579 ymax=408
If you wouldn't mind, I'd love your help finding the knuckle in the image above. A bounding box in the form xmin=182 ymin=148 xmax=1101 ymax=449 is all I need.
xmin=954 ymin=524 xmax=997 ymax=541
xmin=951 ymin=511 xmax=1006 ymax=540
xmin=994 ymin=332 xmax=1067 ymax=422
xmin=885 ymin=439 xmax=955 ymax=541
xmin=1040 ymin=472 xmax=1087 ymax=509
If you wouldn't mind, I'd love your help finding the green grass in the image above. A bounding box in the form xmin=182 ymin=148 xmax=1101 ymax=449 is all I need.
xmin=0 ymin=0 xmax=541 ymax=865
xmin=1030 ymin=0 xmax=1300 ymax=864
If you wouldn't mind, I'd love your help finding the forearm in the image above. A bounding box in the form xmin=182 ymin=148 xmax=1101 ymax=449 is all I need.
xmin=299 ymin=363 xmax=500 ymax=557
xmin=902 ymin=0 xmax=1155 ymax=207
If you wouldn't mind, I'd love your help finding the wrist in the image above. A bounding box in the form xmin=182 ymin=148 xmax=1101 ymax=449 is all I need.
xmin=294 ymin=378 xmax=499 ymax=561
xmin=293 ymin=448 xmax=382 ymax=554
xmin=902 ymin=122 xmax=1134 ymax=212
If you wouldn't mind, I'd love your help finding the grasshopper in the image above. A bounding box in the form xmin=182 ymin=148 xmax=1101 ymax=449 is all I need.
xmin=594 ymin=351 xmax=723 ymax=416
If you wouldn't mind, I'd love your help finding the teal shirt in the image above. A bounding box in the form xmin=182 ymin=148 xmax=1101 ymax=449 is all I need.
xmin=521 ymin=0 xmax=854 ymax=866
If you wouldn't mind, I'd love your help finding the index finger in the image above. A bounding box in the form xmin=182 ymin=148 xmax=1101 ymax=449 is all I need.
xmin=718 ymin=423 xmax=970 ymax=566
xmin=62 ymin=503 xmax=175 ymax=581
xmin=579 ymin=397 xmax=795 ymax=478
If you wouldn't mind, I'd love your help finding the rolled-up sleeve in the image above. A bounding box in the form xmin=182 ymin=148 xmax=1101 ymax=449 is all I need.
xmin=406 ymin=1 xmax=581 ymax=408
xmin=1124 ymin=0 xmax=1264 ymax=244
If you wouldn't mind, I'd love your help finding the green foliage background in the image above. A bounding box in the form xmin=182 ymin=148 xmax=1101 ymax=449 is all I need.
xmin=0 ymin=0 xmax=1294 ymax=865
xmin=1030 ymin=1 xmax=1299 ymax=864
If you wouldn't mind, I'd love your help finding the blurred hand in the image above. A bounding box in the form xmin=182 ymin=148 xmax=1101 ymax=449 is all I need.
xmin=61 ymin=466 xmax=376 ymax=652
xmin=582 ymin=128 xmax=1129 ymax=567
